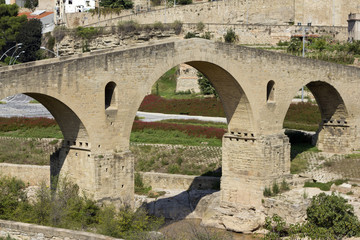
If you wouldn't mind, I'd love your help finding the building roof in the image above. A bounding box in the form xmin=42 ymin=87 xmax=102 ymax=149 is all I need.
xmin=18 ymin=11 xmax=54 ymax=19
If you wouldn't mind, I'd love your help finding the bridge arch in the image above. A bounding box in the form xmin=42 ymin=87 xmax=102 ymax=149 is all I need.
xmin=130 ymin=60 xmax=256 ymax=137
xmin=282 ymin=80 xmax=351 ymax=153
xmin=0 ymin=92 xmax=89 ymax=142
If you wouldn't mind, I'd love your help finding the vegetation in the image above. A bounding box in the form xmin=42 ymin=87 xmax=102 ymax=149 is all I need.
xmin=15 ymin=19 xmax=42 ymax=63
xmin=197 ymin=72 xmax=217 ymax=96
xmin=132 ymin=144 xmax=221 ymax=176
xmin=0 ymin=176 xmax=163 ymax=238
xmin=139 ymin=94 xmax=225 ymax=117
xmin=24 ymin=0 xmax=38 ymax=10
xmin=284 ymin=37 xmax=360 ymax=65
xmin=283 ymin=102 xmax=321 ymax=132
xmin=0 ymin=4 xmax=27 ymax=54
xmin=263 ymin=180 xmax=290 ymax=197
xmin=116 ymin=20 xmax=183 ymax=35
xmin=264 ymin=193 xmax=360 ymax=239
xmin=100 ymin=0 xmax=133 ymax=9
xmin=304 ymin=179 xmax=348 ymax=191
xmin=224 ymin=28 xmax=237 ymax=43
xmin=0 ymin=117 xmax=62 ymax=139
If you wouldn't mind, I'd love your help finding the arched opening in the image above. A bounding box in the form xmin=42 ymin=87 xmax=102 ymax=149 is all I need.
xmin=266 ymin=80 xmax=275 ymax=102
xmin=0 ymin=92 xmax=90 ymax=192
xmin=283 ymin=81 xmax=350 ymax=177
xmin=105 ymin=81 xmax=117 ymax=109
xmin=128 ymin=60 xmax=255 ymax=221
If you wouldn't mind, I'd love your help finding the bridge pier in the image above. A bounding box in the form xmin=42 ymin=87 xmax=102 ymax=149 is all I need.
xmin=51 ymin=145 xmax=134 ymax=206
xmin=314 ymin=119 xmax=358 ymax=153
xmin=220 ymin=132 xmax=290 ymax=208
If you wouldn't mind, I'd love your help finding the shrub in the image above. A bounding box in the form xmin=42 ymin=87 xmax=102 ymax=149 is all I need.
xmin=117 ymin=20 xmax=139 ymax=33
xmin=177 ymin=0 xmax=192 ymax=4
xmin=272 ymin=182 xmax=280 ymax=195
xmin=53 ymin=26 xmax=67 ymax=42
xmin=306 ymin=193 xmax=360 ymax=238
xmin=263 ymin=187 xmax=272 ymax=197
xmin=184 ymin=32 xmax=197 ymax=39
xmin=197 ymin=72 xmax=217 ymax=96
xmin=196 ymin=21 xmax=205 ymax=32
xmin=75 ymin=27 xmax=100 ymax=39
xmin=171 ymin=20 xmax=182 ymax=35
xmin=224 ymin=28 xmax=237 ymax=43
xmin=134 ymin=173 xmax=151 ymax=195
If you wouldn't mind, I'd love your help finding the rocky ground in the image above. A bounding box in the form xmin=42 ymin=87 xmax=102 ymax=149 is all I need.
xmin=135 ymin=150 xmax=360 ymax=234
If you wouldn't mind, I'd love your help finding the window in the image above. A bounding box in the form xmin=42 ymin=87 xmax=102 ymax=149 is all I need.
xmin=267 ymin=80 xmax=275 ymax=102
xmin=105 ymin=82 xmax=117 ymax=109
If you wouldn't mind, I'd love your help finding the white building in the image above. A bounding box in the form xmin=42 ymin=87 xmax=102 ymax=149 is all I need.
xmin=64 ymin=0 xmax=96 ymax=13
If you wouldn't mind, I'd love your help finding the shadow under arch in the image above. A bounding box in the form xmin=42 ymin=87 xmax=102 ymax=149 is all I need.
xmin=25 ymin=93 xmax=90 ymax=142
xmin=305 ymin=81 xmax=348 ymax=122
xmin=19 ymin=93 xmax=90 ymax=184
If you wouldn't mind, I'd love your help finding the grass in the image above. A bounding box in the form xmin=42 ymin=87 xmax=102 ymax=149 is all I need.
xmin=0 ymin=137 xmax=59 ymax=165
xmin=130 ymin=129 xmax=222 ymax=146
xmin=160 ymin=119 xmax=227 ymax=129
xmin=131 ymin=144 xmax=221 ymax=176
xmin=0 ymin=101 xmax=5 ymax=104
xmin=139 ymin=94 xmax=225 ymax=117
xmin=304 ymin=179 xmax=348 ymax=191
xmin=289 ymin=143 xmax=319 ymax=174
xmin=0 ymin=117 xmax=62 ymax=139
xmin=29 ymin=100 xmax=40 ymax=104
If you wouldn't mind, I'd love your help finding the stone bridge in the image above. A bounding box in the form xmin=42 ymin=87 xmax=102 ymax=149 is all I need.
xmin=0 ymin=38 xmax=359 ymax=208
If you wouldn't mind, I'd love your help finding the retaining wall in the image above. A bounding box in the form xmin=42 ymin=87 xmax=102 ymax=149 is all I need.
xmin=0 ymin=219 xmax=122 ymax=240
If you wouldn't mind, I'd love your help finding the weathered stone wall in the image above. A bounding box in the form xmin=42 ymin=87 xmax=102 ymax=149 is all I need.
xmin=56 ymin=24 xmax=348 ymax=56
xmin=140 ymin=172 xmax=220 ymax=191
xmin=0 ymin=219 xmax=123 ymax=240
xmin=0 ymin=163 xmax=50 ymax=185
xmin=0 ymin=163 xmax=219 ymax=191
xmin=65 ymin=0 xmax=360 ymax=28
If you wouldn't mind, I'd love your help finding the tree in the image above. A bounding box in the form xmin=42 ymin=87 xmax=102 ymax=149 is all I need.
xmin=100 ymin=0 xmax=133 ymax=9
xmin=197 ymin=72 xmax=217 ymax=97
xmin=15 ymin=19 xmax=42 ymax=62
xmin=24 ymin=0 xmax=38 ymax=11
xmin=0 ymin=4 xmax=28 ymax=54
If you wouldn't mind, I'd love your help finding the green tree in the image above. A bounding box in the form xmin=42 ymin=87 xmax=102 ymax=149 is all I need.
xmin=0 ymin=4 xmax=27 ymax=53
xmin=197 ymin=72 xmax=217 ymax=97
xmin=306 ymin=192 xmax=360 ymax=238
xmin=24 ymin=0 xmax=38 ymax=10
xmin=100 ymin=0 xmax=133 ymax=9
xmin=224 ymin=28 xmax=237 ymax=43
xmin=15 ymin=19 xmax=42 ymax=62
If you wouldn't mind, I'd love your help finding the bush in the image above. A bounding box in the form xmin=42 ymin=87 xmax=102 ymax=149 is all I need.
xmin=118 ymin=20 xmax=139 ymax=33
xmin=184 ymin=32 xmax=197 ymax=39
xmin=264 ymin=193 xmax=360 ymax=239
xmin=306 ymin=193 xmax=360 ymax=238
xmin=197 ymin=72 xmax=217 ymax=96
xmin=224 ymin=28 xmax=237 ymax=43
xmin=196 ymin=21 xmax=205 ymax=32
xmin=177 ymin=0 xmax=192 ymax=4
xmin=75 ymin=27 xmax=100 ymax=39
xmin=134 ymin=173 xmax=151 ymax=195
xmin=100 ymin=0 xmax=133 ymax=9
xmin=171 ymin=20 xmax=182 ymax=35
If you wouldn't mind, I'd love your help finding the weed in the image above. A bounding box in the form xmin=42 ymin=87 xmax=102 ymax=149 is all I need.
xmin=263 ymin=187 xmax=272 ymax=197
xmin=134 ymin=173 xmax=152 ymax=195
xmin=280 ymin=179 xmax=290 ymax=191
xmin=272 ymin=182 xmax=280 ymax=195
